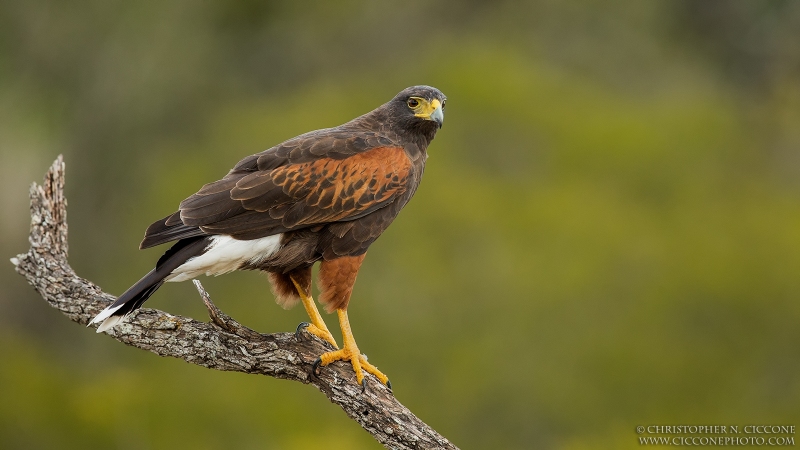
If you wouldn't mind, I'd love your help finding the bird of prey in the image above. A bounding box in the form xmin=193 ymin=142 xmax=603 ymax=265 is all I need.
xmin=90 ymin=85 xmax=446 ymax=386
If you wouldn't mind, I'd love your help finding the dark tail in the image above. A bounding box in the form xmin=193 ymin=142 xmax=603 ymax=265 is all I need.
xmin=89 ymin=236 xmax=210 ymax=333
xmin=140 ymin=211 xmax=206 ymax=249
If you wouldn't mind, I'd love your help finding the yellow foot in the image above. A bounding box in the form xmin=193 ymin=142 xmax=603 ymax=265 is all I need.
xmin=295 ymin=322 xmax=338 ymax=349
xmin=314 ymin=348 xmax=390 ymax=388
xmin=290 ymin=276 xmax=338 ymax=349
xmin=312 ymin=309 xmax=391 ymax=389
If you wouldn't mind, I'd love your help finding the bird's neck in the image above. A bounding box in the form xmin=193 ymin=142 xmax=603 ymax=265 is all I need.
xmin=353 ymin=108 xmax=438 ymax=151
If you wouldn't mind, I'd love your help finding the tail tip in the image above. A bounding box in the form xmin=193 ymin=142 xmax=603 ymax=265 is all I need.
xmin=94 ymin=314 xmax=126 ymax=333
xmin=89 ymin=304 xmax=126 ymax=333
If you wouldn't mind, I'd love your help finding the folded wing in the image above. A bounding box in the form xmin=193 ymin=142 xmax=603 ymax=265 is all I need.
xmin=141 ymin=137 xmax=413 ymax=248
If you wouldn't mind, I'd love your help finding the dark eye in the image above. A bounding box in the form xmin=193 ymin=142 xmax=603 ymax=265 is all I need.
xmin=441 ymin=99 xmax=446 ymax=109
xmin=407 ymin=98 xmax=419 ymax=108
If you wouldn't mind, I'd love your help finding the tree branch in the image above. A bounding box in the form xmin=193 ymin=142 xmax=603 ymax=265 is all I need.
xmin=12 ymin=156 xmax=458 ymax=450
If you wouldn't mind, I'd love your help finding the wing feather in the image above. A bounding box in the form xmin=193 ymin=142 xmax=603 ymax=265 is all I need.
xmin=141 ymin=130 xmax=415 ymax=247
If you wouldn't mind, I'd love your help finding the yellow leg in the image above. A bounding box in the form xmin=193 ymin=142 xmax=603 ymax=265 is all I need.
xmin=317 ymin=309 xmax=390 ymax=387
xmin=291 ymin=277 xmax=338 ymax=348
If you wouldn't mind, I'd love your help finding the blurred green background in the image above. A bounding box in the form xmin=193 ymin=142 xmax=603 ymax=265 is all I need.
xmin=2 ymin=1 xmax=800 ymax=448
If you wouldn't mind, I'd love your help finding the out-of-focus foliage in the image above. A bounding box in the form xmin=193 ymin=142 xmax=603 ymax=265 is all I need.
xmin=2 ymin=1 xmax=800 ymax=448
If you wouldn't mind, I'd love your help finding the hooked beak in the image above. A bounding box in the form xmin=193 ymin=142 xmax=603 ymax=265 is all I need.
xmin=429 ymin=99 xmax=444 ymax=127
xmin=415 ymin=98 xmax=444 ymax=127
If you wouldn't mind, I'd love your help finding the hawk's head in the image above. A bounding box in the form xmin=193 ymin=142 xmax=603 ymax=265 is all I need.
xmin=384 ymin=85 xmax=446 ymax=141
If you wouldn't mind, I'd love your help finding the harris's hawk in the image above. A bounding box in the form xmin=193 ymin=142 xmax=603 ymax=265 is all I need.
xmin=90 ymin=86 xmax=446 ymax=386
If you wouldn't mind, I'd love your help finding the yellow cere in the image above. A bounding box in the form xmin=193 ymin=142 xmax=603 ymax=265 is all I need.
xmin=412 ymin=98 xmax=442 ymax=119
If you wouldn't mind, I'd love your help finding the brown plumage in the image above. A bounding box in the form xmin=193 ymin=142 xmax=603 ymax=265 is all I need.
xmin=90 ymin=85 xmax=446 ymax=386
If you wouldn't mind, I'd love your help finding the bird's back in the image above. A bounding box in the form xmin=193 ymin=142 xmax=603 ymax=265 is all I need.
xmin=141 ymin=114 xmax=428 ymax=253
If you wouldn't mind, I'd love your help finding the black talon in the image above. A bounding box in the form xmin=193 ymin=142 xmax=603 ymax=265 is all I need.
xmin=295 ymin=322 xmax=310 ymax=340
xmin=312 ymin=357 xmax=323 ymax=377
xmin=386 ymin=379 xmax=392 ymax=391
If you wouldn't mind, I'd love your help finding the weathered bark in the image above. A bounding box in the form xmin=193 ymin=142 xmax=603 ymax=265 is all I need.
xmin=11 ymin=156 xmax=458 ymax=450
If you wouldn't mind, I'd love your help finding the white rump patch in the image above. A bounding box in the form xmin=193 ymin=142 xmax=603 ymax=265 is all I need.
xmin=166 ymin=234 xmax=282 ymax=282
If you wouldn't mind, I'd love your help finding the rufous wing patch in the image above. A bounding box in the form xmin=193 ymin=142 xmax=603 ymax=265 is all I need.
xmin=269 ymin=146 xmax=412 ymax=229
